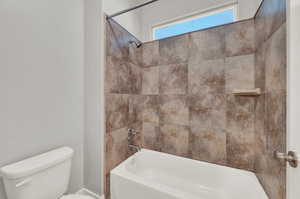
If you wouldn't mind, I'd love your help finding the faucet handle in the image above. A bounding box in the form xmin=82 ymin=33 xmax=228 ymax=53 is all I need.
xmin=275 ymin=151 xmax=298 ymax=168
xmin=128 ymin=128 xmax=139 ymax=136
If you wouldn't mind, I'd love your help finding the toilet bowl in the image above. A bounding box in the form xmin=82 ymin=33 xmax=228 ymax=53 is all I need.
xmin=0 ymin=147 xmax=90 ymax=199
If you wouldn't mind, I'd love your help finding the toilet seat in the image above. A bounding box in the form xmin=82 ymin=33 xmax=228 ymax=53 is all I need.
xmin=60 ymin=194 xmax=94 ymax=199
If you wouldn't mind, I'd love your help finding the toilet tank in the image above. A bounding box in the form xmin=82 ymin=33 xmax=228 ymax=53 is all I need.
xmin=0 ymin=147 xmax=74 ymax=199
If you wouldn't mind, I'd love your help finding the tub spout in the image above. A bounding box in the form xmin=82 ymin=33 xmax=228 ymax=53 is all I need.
xmin=129 ymin=144 xmax=141 ymax=153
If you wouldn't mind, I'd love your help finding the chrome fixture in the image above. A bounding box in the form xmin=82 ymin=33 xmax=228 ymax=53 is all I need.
xmin=106 ymin=0 xmax=159 ymax=19
xmin=129 ymin=40 xmax=142 ymax=48
xmin=128 ymin=128 xmax=141 ymax=153
xmin=106 ymin=0 xmax=150 ymax=49
xmin=275 ymin=151 xmax=298 ymax=168
xmin=128 ymin=128 xmax=139 ymax=138
xmin=129 ymin=144 xmax=141 ymax=153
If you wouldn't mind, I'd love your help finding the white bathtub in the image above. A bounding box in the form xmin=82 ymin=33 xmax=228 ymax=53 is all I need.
xmin=110 ymin=149 xmax=268 ymax=199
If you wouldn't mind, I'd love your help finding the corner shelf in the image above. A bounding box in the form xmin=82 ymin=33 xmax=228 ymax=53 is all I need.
xmin=232 ymin=88 xmax=262 ymax=96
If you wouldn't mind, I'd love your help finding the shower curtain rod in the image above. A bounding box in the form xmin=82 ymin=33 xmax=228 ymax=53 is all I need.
xmin=106 ymin=0 xmax=159 ymax=19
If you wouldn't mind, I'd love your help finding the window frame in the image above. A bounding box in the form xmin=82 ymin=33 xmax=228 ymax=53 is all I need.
xmin=151 ymin=3 xmax=238 ymax=40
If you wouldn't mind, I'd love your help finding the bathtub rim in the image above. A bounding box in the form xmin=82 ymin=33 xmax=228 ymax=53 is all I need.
xmin=110 ymin=149 xmax=268 ymax=199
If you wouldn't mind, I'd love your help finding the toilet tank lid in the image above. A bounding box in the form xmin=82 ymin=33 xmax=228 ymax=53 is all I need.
xmin=0 ymin=147 xmax=74 ymax=179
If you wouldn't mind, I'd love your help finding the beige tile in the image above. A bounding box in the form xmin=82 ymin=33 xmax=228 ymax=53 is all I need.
xmin=265 ymin=24 xmax=287 ymax=92
xmin=142 ymin=122 xmax=161 ymax=151
xmin=225 ymin=54 xmax=255 ymax=93
xmin=265 ymin=91 xmax=286 ymax=152
xmin=160 ymin=63 xmax=188 ymax=95
xmin=226 ymin=131 xmax=255 ymax=171
xmin=189 ymin=94 xmax=226 ymax=130
xmin=105 ymin=94 xmax=129 ymax=132
xmin=189 ymin=26 xmax=225 ymax=63
xmin=105 ymin=56 xmax=131 ymax=94
xmin=226 ymin=95 xmax=255 ymax=134
xmin=189 ymin=59 xmax=225 ymax=95
xmin=142 ymin=67 xmax=159 ymax=95
xmin=143 ymin=96 xmax=159 ymax=124
xmin=105 ymin=127 xmax=129 ymax=172
xmin=159 ymin=34 xmax=189 ymax=65
xmin=142 ymin=41 xmax=160 ymax=67
xmin=190 ymin=127 xmax=226 ymax=164
xmin=226 ymin=95 xmax=255 ymax=170
xmin=129 ymin=43 xmax=142 ymax=66
xmin=255 ymin=5 xmax=267 ymax=49
xmin=254 ymin=95 xmax=267 ymax=154
xmin=255 ymin=153 xmax=286 ymax=199
xmin=255 ymin=43 xmax=266 ymax=90
xmin=130 ymin=63 xmax=143 ymax=94
xmin=225 ymin=20 xmax=255 ymax=57
xmin=160 ymin=95 xmax=189 ymax=126
xmin=160 ymin=124 xmax=190 ymax=157
xmin=129 ymin=95 xmax=145 ymax=124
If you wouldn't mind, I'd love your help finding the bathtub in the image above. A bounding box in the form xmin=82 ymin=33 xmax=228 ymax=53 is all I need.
xmin=110 ymin=149 xmax=268 ymax=199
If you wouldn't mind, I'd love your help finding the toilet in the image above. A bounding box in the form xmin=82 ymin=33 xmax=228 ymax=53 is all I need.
xmin=0 ymin=147 xmax=93 ymax=199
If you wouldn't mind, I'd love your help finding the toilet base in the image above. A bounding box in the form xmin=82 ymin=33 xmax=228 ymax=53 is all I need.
xmin=61 ymin=194 xmax=94 ymax=199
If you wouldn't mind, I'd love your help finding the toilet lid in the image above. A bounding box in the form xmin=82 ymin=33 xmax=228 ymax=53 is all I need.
xmin=60 ymin=194 xmax=94 ymax=199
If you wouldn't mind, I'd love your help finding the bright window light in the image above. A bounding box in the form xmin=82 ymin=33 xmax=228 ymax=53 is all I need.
xmin=153 ymin=5 xmax=237 ymax=40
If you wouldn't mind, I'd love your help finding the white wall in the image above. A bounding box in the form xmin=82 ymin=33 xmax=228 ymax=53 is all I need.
xmin=84 ymin=0 xmax=104 ymax=195
xmin=102 ymin=0 xmax=262 ymax=42
xmin=0 ymin=0 xmax=84 ymax=198
xmin=287 ymin=0 xmax=300 ymax=198
xmin=238 ymin=0 xmax=262 ymax=19
xmin=139 ymin=0 xmax=262 ymax=41
xmin=103 ymin=0 xmax=142 ymax=40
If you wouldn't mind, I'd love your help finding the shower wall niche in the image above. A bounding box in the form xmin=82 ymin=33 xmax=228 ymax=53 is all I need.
xmin=104 ymin=0 xmax=287 ymax=198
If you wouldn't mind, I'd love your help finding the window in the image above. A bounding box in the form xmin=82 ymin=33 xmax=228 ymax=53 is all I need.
xmin=153 ymin=5 xmax=237 ymax=40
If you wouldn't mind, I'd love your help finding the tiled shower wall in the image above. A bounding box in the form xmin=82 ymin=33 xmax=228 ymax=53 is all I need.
xmin=254 ymin=0 xmax=287 ymax=199
xmin=104 ymin=19 xmax=143 ymax=197
xmin=105 ymin=18 xmax=258 ymax=196
xmin=105 ymin=0 xmax=287 ymax=197
xmin=135 ymin=20 xmax=258 ymax=171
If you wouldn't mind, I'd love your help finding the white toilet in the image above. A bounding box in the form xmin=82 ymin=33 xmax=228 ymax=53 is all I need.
xmin=0 ymin=147 xmax=93 ymax=199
